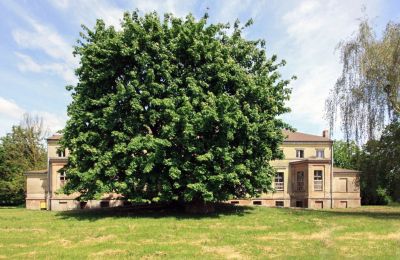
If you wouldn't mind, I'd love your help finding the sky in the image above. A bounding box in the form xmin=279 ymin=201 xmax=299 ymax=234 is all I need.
xmin=0 ymin=0 xmax=399 ymax=138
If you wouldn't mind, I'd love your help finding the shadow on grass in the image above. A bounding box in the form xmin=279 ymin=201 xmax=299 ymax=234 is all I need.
xmin=302 ymin=206 xmax=400 ymax=220
xmin=249 ymin=205 xmax=400 ymax=220
xmin=56 ymin=203 xmax=255 ymax=221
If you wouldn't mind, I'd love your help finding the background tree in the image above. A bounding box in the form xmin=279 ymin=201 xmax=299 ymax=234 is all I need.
xmin=326 ymin=17 xmax=400 ymax=205
xmin=60 ymin=11 xmax=293 ymax=211
xmin=326 ymin=19 xmax=400 ymax=143
xmin=358 ymin=122 xmax=400 ymax=204
xmin=333 ymin=140 xmax=361 ymax=170
xmin=0 ymin=114 xmax=47 ymax=205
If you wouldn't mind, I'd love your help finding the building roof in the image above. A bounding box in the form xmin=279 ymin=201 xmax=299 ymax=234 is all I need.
xmin=47 ymin=134 xmax=62 ymax=141
xmin=283 ymin=130 xmax=331 ymax=142
xmin=333 ymin=167 xmax=361 ymax=173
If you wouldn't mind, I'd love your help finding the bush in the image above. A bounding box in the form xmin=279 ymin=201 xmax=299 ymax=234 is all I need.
xmin=375 ymin=187 xmax=392 ymax=205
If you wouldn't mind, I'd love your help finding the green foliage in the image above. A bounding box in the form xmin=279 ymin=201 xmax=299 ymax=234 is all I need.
xmin=333 ymin=140 xmax=361 ymax=170
xmin=375 ymin=187 xmax=392 ymax=205
xmin=0 ymin=114 xmax=47 ymax=205
xmin=356 ymin=122 xmax=400 ymax=204
xmin=61 ymin=11 xmax=292 ymax=203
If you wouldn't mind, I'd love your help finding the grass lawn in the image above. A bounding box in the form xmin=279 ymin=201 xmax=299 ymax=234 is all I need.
xmin=1 ymin=205 xmax=400 ymax=259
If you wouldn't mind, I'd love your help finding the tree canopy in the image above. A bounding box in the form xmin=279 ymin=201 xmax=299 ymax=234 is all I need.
xmin=61 ymin=12 xmax=290 ymax=206
xmin=60 ymin=11 xmax=292 ymax=207
xmin=326 ymin=19 xmax=400 ymax=143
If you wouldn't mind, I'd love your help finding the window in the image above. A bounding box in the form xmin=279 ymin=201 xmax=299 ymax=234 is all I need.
xmin=296 ymin=149 xmax=304 ymax=158
xmin=296 ymin=171 xmax=305 ymax=191
xmin=275 ymin=172 xmax=284 ymax=191
xmin=296 ymin=201 xmax=303 ymax=207
xmin=314 ymin=170 xmax=323 ymax=191
xmin=59 ymin=170 xmax=66 ymax=186
xmin=57 ymin=148 xmax=66 ymax=157
xmin=230 ymin=201 xmax=239 ymax=205
xmin=123 ymin=201 xmax=132 ymax=207
xmin=316 ymin=149 xmax=324 ymax=158
xmin=100 ymin=201 xmax=109 ymax=208
xmin=253 ymin=201 xmax=262 ymax=205
xmin=80 ymin=202 xmax=87 ymax=209
xmin=275 ymin=201 xmax=284 ymax=207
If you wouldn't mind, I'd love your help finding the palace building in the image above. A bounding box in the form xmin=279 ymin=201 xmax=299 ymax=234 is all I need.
xmin=25 ymin=130 xmax=361 ymax=210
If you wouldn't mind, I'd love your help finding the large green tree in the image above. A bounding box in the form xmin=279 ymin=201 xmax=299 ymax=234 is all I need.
xmin=61 ymin=12 xmax=292 ymax=209
xmin=0 ymin=114 xmax=47 ymax=205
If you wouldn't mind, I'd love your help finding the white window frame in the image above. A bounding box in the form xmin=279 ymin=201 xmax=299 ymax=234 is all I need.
xmin=275 ymin=172 xmax=284 ymax=191
xmin=316 ymin=149 xmax=325 ymax=158
xmin=59 ymin=170 xmax=66 ymax=186
xmin=314 ymin=170 xmax=323 ymax=191
xmin=296 ymin=149 xmax=304 ymax=158
xmin=57 ymin=148 xmax=66 ymax=157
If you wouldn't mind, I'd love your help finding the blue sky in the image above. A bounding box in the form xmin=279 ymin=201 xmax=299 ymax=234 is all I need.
xmin=0 ymin=0 xmax=399 ymax=138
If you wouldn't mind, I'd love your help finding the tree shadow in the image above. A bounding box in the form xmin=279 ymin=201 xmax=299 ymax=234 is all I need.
xmin=317 ymin=207 xmax=400 ymax=220
xmin=56 ymin=203 xmax=255 ymax=222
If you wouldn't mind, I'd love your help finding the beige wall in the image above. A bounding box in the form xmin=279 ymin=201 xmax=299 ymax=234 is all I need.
xmin=48 ymin=140 xmax=69 ymax=159
xmin=332 ymin=173 xmax=361 ymax=207
xmin=25 ymin=173 xmax=47 ymax=210
xmin=25 ymin=173 xmax=47 ymax=199
xmin=279 ymin=143 xmax=332 ymax=161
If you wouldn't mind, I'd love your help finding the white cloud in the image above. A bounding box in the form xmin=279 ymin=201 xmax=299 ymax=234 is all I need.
xmin=11 ymin=13 xmax=77 ymax=84
xmin=12 ymin=18 xmax=75 ymax=65
xmin=49 ymin=0 xmax=198 ymax=29
xmin=277 ymin=0 xmax=383 ymax=135
xmin=15 ymin=52 xmax=76 ymax=83
xmin=0 ymin=97 xmax=25 ymax=120
xmin=0 ymin=96 xmax=66 ymax=137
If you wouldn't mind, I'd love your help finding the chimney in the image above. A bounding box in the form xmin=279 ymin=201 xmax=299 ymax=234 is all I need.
xmin=322 ymin=130 xmax=329 ymax=138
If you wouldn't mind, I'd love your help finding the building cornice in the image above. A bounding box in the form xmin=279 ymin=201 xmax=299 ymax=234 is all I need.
xmin=289 ymin=159 xmax=332 ymax=165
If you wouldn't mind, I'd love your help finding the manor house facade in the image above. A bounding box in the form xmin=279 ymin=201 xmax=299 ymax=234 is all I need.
xmin=25 ymin=130 xmax=361 ymax=210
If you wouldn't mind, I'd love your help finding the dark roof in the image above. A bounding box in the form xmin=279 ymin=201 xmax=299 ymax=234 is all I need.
xmin=283 ymin=130 xmax=331 ymax=142
xmin=47 ymin=134 xmax=62 ymax=141
xmin=333 ymin=167 xmax=361 ymax=173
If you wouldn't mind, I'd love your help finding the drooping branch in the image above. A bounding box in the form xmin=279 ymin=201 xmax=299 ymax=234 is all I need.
xmin=326 ymin=19 xmax=400 ymax=143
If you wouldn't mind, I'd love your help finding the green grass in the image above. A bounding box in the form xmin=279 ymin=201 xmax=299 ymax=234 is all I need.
xmin=1 ymin=205 xmax=400 ymax=259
